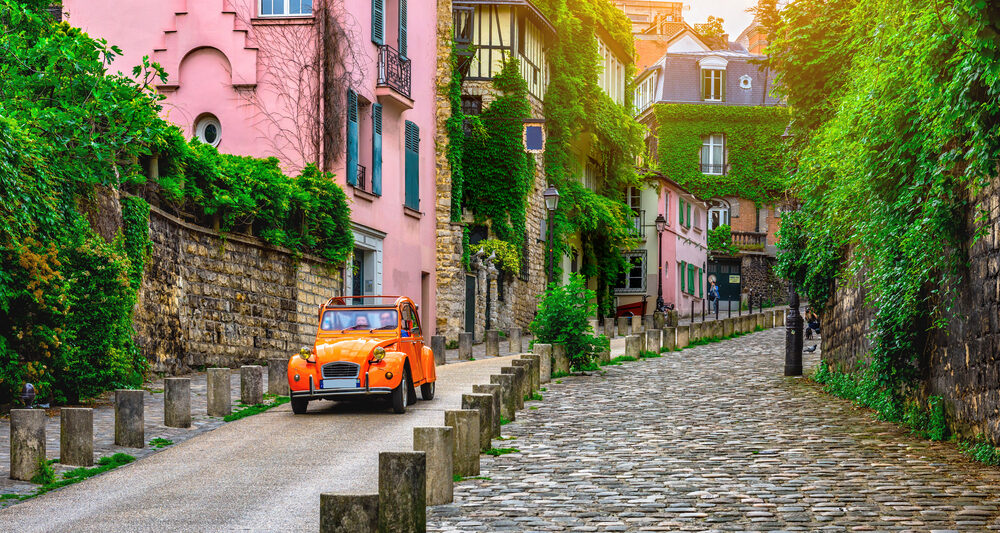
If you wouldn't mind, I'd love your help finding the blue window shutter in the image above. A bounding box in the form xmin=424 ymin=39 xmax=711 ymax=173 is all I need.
xmin=398 ymin=0 xmax=407 ymax=59
xmin=372 ymin=103 xmax=382 ymax=196
xmin=372 ymin=0 xmax=384 ymax=45
xmin=346 ymin=89 xmax=359 ymax=186
xmin=404 ymin=121 xmax=419 ymax=210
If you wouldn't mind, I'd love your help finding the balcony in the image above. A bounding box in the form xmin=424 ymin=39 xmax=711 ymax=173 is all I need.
xmin=356 ymin=164 xmax=368 ymax=192
xmin=732 ymin=231 xmax=767 ymax=252
xmin=377 ymin=44 xmax=412 ymax=108
xmin=700 ymin=163 xmax=726 ymax=175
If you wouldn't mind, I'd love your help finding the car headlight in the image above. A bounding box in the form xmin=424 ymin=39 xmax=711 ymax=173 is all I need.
xmin=299 ymin=346 xmax=311 ymax=361
xmin=372 ymin=347 xmax=386 ymax=362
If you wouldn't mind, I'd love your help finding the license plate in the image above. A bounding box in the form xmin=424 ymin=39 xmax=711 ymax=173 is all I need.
xmin=321 ymin=378 xmax=358 ymax=389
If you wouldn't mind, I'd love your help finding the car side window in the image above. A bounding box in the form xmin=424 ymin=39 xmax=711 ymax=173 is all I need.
xmin=409 ymin=305 xmax=422 ymax=337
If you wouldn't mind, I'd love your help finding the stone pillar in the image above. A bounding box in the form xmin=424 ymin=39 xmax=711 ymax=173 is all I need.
xmin=489 ymin=374 xmax=517 ymax=422
xmin=114 ymin=389 xmax=144 ymax=448
xmin=776 ymin=309 xmax=787 ymax=329
xmin=644 ymin=315 xmax=654 ymax=331
xmin=471 ymin=384 xmax=502 ymax=438
xmin=207 ymin=368 xmax=231 ymax=417
xmin=587 ymin=319 xmax=599 ymax=334
xmin=723 ymin=318 xmax=734 ymax=338
xmin=617 ymin=316 xmax=628 ymax=337
xmin=669 ymin=310 xmax=679 ymax=327
xmin=10 ymin=409 xmax=45 ymax=481
xmin=631 ymin=315 xmax=643 ymax=335
xmin=412 ymin=426 xmax=453 ymax=505
xmin=518 ymin=354 xmax=540 ymax=392
xmin=508 ymin=327 xmax=522 ymax=353
xmin=653 ymin=311 xmax=665 ymax=330
xmin=485 ymin=330 xmax=500 ymax=357
xmin=430 ymin=335 xmax=446 ymax=366
xmin=241 ymin=365 xmax=264 ymax=405
xmin=598 ymin=346 xmax=611 ymax=364
xmin=60 ymin=407 xmax=93 ymax=467
xmin=462 ymin=393 xmax=495 ymax=452
xmin=164 ymin=377 xmax=191 ymax=429
xmin=625 ymin=335 xmax=640 ymax=358
xmin=676 ymin=325 xmax=690 ymax=349
xmin=378 ymin=451 xmax=426 ymax=533
xmin=501 ymin=366 xmax=526 ymax=409
xmin=533 ymin=343 xmax=552 ymax=383
xmin=662 ymin=327 xmax=677 ymax=351
xmin=552 ymin=344 xmax=570 ymax=375
xmin=458 ymin=332 xmax=473 ymax=361
xmin=320 ymin=493 xmax=378 ymax=533
xmin=604 ymin=319 xmax=615 ymax=340
xmin=646 ymin=330 xmax=661 ymax=355
xmin=267 ymin=358 xmax=290 ymax=396
xmin=690 ymin=323 xmax=702 ymax=342
xmin=511 ymin=359 xmax=534 ymax=395
xmin=445 ymin=409 xmax=480 ymax=477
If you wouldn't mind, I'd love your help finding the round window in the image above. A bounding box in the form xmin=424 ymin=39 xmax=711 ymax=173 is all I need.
xmin=739 ymin=75 xmax=753 ymax=90
xmin=195 ymin=115 xmax=222 ymax=147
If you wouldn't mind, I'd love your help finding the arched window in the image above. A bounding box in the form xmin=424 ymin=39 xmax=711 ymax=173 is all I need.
xmin=707 ymin=198 xmax=731 ymax=230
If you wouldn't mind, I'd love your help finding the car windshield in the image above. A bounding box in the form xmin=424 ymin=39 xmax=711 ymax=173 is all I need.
xmin=321 ymin=309 xmax=398 ymax=331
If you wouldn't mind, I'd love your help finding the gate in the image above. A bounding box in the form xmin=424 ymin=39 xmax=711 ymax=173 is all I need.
xmin=707 ymin=259 xmax=741 ymax=302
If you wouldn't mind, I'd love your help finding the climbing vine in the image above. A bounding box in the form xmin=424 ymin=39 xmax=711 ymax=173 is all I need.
xmin=655 ymin=104 xmax=789 ymax=206
xmin=445 ymin=44 xmax=467 ymax=223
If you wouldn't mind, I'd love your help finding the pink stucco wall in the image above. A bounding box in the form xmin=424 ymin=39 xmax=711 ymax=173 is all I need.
xmin=659 ymin=180 xmax=707 ymax=316
xmin=62 ymin=0 xmax=439 ymax=333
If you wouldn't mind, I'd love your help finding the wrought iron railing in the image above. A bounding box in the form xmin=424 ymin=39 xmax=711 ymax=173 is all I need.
xmin=700 ymin=163 xmax=726 ymax=175
xmin=356 ymin=164 xmax=368 ymax=192
xmin=731 ymin=231 xmax=766 ymax=249
xmin=377 ymin=45 xmax=411 ymax=99
xmin=629 ymin=209 xmax=646 ymax=240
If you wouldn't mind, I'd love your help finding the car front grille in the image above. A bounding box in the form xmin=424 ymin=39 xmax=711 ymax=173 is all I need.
xmin=322 ymin=362 xmax=360 ymax=379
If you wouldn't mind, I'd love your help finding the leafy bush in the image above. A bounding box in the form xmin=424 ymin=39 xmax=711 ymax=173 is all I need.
xmin=530 ymin=274 xmax=609 ymax=370
xmin=707 ymin=224 xmax=739 ymax=257
xmin=473 ymin=239 xmax=521 ymax=274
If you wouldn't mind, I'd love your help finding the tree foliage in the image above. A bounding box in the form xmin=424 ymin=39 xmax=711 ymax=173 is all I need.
xmin=530 ymin=274 xmax=609 ymax=370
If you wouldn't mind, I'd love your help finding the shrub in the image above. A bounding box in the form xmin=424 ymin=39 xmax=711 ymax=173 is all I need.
xmin=530 ymin=274 xmax=609 ymax=370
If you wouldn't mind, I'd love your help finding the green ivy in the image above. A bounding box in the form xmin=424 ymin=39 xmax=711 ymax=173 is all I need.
xmin=475 ymin=239 xmax=521 ymax=275
xmin=707 ymin=224 xmax=739 ymax=257
xmin=445 ymin=44 xmax=467 ymax=223
xmin=654 ymin=104 xmax=789 ymax=205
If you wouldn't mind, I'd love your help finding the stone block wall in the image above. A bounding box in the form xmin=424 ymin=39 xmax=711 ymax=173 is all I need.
xmin=740 ymin=255 xmax=787 ymax=307
xmin=134 ymin=207 xmax=343 ymax=374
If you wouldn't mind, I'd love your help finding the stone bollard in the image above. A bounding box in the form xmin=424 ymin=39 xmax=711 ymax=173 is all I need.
xmin=644 ymin=315 xmax=654 ymax=331
xmin=115 ymin=389 xmax=144 ymax=448
xmin=722 ymin=318 xmax=734 ymax=338
xmin=207 ymin=368 xmax=232 ymax=417
xmin=631 ymin=315 xmax=643 ymax=335
xmin=458 ymin=332 xmax=473 ymax=361
xmin=241 ymin=365 xmax=264 ymax=406
xmin=604 ymin=319 xmax=615 ymax=340
xmin=485 ymin=330 xmax=500 ymax=357
xmin=518 ymin=354 xmax=541 ymax=392
xmin=777 ymin=309 xmax=787 ymax=329
xmin=511 ymin=359 xmax=534 ymax=396
xmin=690 ymin=323 xmax=702 ymax=342
xmin=10 ymin=409 xmax=45 ymax=481
xmin=533 ymin=343 xmax=552 ymax=383
xmin=552 ymin=344 xmax=570 ymax=375
xmin=60 ymin=407 xmax=93 ymax=467
xmin=268 ymin=358 xmax=290 ymax=396
xmin=617 ymin=316 xmax=628 ymax=337
xmin=501 ymin=366 xmax=526 ymax=409
xmin=508 ymin=327 xmax=522 ymax=353
xmin=587 ymin=319 xmax=599 ymax=334
xmin=653 ymin=311 xmax=665 ymax=330
xmin=472 ymin=384 xmax=502 ymax=438
xmin=490 ymin=374 xmax=517 ymax=422
xmin=598 ymin=346 xmax=611 ymax=364
xmin=669 ymin=310 xmax=679 ymax=327
xmin=625 ymin=335 xmax=641 ymax=358
xmin=431 ymin=335 xmax=446 ymax=366
xmin=378 ymin=451 xmax=426 ymax=533
xmin=320 ymin=493 xmax=378 ymax=533
xmin=662 ymin=327 xmax=677 ymax=351
xmin=676 ymin=325 xmax=690 ymax=349
xmin=412 ymin=426 xmax=453 ymax=506
xmin=445 ymin=409 xmax=480 ymax=477
xmin=462 ymin=393 xmax=495 ymax=452
xmin=164 ymin=377 xmax=191 ymax=429
xmin=646 ymin=330 xmax=661 ymax=355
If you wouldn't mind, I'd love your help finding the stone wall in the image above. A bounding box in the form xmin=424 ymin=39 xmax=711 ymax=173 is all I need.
xmin=820 ymin=177 xmax=1000 ymax=443
xmin=740 ymin=255 xmax=788 ymax=307
xmin=134 ymin=207 xmax=343 ymax=374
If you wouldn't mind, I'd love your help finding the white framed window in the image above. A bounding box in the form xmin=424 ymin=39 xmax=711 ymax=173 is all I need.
xmin=663 ymin=192 xmax=670 ymax=225
xmin=701 ymin=68 xmax=724 ymax=101
xmin=709 ymin=206 xmax=730 ymax=230
xmin=615 ymin=251 xmax=647 ymax=294
xmin=583 ymin=160 xmax=598 ymax=191
xmin=195 ymin=115 xmax=221 ymax=147
xmin=700 ymin=134 xmax=725 ymax=175
xmin=260 ymin=0 xmax=312 ymax=17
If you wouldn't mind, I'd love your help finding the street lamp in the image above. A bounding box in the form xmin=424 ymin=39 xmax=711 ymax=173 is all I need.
xmin=543 ymin=186 xmax=560 ymax=285
xmin=654 ymin=214 xmax=666 ymax=312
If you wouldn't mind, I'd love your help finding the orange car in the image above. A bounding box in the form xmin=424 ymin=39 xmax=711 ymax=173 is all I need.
xmin=287 ymin=296 xmax=437 ymax=414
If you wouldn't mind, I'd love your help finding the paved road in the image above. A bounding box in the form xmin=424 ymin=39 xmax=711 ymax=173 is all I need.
xmin=0 ymin=357 xmax=514 ymax=532
xmin=430 ymin=328 xmax=1000 ymax=532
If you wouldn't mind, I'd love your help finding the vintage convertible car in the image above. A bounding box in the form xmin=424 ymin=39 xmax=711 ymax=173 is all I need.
xmin=287 ymin=296 xmax=437 ymax=414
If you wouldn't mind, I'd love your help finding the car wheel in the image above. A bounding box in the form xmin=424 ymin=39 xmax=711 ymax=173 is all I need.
xmin=420 ymin=381 xmax=435 ymax=401
xmin=291 ymin=397 xmax=309 ymax=415
xmin=391 ymin=368 xmax=410 ymax=414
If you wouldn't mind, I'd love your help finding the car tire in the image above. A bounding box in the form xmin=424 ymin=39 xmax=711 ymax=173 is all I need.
xmin=391 ymin=368 xmax=410 ymax=414
xmin=291 ymin=397 xmax=309 ymax=415
xmin=420 ymin=381 xmax=435 ymax=401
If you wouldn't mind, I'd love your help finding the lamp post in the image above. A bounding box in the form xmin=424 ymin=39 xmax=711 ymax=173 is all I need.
xmin=785 ymin=281 xmax=804 ymax=376
xmin=543 ymin=186 xmax=560 ymax=285
xmin=654 ymin=214 xmax=666 ymax=312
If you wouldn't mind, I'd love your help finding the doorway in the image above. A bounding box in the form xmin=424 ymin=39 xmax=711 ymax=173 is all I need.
xmin=464 ymin=274 xmax=476 ymax=333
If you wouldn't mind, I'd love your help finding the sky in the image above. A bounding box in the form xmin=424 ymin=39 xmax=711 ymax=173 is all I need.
xmin=685 ymin=0 xmax=758 ymax=38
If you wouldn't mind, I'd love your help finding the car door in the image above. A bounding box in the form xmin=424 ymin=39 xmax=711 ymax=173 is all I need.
xmin=399 ymin=304 xmax=426 ymax=384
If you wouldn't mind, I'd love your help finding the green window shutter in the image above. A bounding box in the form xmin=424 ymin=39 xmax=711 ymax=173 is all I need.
xmin=721 ymin=70 xmax=727 ymax=102
xmin=346 ymin=89 xmax=359 ymax=186
xmin=372 ymin=0 xmax=384 ymax=45
xmin=700 ymin=70 xmax=707 ymax=100
xmin=688 ymin=264 xmax=695 ymax=294
xmin=680 ymin=261 xmax=686 ymax=292
xmin=372 ymin=103 xmax=382 ymax=196
xmin=698 ymin=268 xmax=704 ymax=298
xmin=679 ymin=198 xmax=684 ymax=225
xmin=404 ymin=120 xmax=420 ymax=210
xmin=686 ymin=203 xmax=691 ymax=227
xmin=398 ymin=0 xmax=407 ymax=59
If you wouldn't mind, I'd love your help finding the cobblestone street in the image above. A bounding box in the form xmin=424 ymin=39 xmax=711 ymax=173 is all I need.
xmin=430 ymin=328 xmax=1000 ymax=532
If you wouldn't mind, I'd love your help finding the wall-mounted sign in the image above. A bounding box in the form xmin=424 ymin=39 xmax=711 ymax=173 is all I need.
xmin=523 ymin=120 xmax=545 ymax=153
xmin=729 ymin=275 xmax=741 ymax=284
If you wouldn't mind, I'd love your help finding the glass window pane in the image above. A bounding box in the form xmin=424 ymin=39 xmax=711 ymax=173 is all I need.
xmin=300 ymin=0 xmax=312 ymax=14
xmin=261 ymin=0 xmax=273 ymax=15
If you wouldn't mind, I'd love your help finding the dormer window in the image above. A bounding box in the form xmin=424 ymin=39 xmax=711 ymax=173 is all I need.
xmin=698 ymin=56 xmax=728 ymax=102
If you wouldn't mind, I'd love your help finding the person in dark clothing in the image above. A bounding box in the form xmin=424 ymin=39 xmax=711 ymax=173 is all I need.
xmin=708 ymin=280 xmax=720 ymax=315
xmin=805 ymin=309 xmax=821 ymax=339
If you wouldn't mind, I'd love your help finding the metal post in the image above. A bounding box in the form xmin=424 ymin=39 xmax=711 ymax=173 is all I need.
xmin=728 ymin=299 xmax=732 ymax=318
xmin=547 ymin=211 xmax=554 ymax=286
xmin=701 ymin=299 xmax=705 ymax=322
xmin=785 ymin=282 xmax=804 ymax=376
xmin=690 ymin=300 xmax=694 ymax=322
xmin=485 ymin=273 xmax=492 ymax=331
xmin=715 ymin=298 xmax=719 ymax=320
xmin=655 ymin=229 xmax=664 ymax=312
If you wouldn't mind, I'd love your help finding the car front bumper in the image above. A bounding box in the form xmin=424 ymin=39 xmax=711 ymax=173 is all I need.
xmin=290 ymin=374 xmax=392 ymax=400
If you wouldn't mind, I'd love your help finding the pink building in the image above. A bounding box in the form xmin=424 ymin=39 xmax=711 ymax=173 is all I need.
xmin=60 ymin=0 xmax=439 ymax=332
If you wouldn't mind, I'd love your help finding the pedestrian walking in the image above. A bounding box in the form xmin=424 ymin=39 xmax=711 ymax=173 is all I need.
xmin=805 ymin=309 xmax=821 ymax=339
xmin=708 ymin=280 xmax=720 ymax=316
